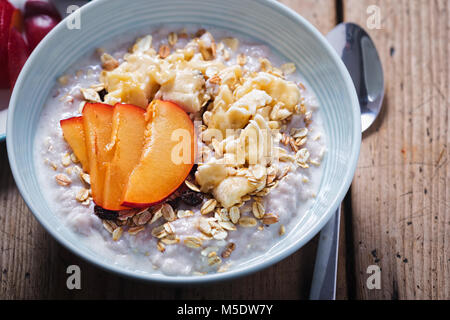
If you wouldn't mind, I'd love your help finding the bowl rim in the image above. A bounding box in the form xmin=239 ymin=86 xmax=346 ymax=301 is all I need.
xmin=7 ymin=0 xmax=361 ymax=284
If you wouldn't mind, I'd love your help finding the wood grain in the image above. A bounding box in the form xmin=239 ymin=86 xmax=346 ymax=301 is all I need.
xmin=343 ymin=0 xmax=449 ymax=299
xmin=0 ymin=1 xmax=337 ymax=300
xmin=5 ymin=0 xmax=449 ymax=301
xmin=279 ymin=0 xmax=337 ymax=34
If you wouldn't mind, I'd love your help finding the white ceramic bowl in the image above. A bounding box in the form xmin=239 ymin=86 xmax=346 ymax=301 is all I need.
xmin=7 ymin=0 xmax=360 ymax=283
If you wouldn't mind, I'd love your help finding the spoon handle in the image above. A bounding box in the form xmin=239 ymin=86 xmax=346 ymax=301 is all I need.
xmin=309 ymin=205 xmax=341 ymax=300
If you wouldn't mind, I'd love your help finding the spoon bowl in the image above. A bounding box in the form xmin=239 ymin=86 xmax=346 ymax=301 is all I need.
xmin=327 ymin=23 xmax=384 ymax=132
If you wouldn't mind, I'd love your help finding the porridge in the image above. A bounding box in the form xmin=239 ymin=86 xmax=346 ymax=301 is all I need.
xmin=34 ymin=26 xmax=326 ymax=276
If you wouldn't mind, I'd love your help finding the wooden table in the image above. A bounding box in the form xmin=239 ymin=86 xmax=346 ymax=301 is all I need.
xmin=0 ymin=0 xmax=448 ymax=300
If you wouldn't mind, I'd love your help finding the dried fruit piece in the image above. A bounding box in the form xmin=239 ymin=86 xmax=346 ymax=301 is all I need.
xmin=167 ymin=196 xmax=180 ymax=209
xmin=180 ymin=190 xmax=202 ymax=206
xmin=98 ymin=89 xmax=107 ymax=102
xmin=94 ymin=206 xmax=118 ymax=220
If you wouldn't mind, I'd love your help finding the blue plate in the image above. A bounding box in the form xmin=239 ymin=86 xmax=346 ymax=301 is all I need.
xmin=7 ymin=0 xmax=360 ymax=283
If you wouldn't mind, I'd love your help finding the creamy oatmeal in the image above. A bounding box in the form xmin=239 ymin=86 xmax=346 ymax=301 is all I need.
xmin=34 ymin=26 xmax=326 ymax=276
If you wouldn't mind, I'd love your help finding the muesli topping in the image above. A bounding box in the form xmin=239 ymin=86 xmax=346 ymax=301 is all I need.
xmin=43 ymin=27 xmax=325 ymax=275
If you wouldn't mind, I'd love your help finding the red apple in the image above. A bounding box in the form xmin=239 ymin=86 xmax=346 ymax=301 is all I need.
xmin=24 ymin=14 xmax=59 ymax=51
xmin=7 ymin=27 xmax=29 ymax=89
xmin=24 ymin=0 xmax=61 ymax=20
xmin=0 ymin=1 xmax=14 ymax=88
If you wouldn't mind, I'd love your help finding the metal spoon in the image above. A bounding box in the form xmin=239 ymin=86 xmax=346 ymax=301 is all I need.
xmin=309 ymin=23 xmax=384 ymax=300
